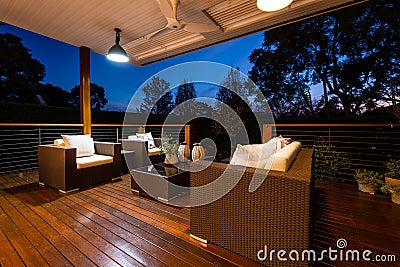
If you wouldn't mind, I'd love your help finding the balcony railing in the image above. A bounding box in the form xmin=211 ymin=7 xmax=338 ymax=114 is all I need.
xmin=0 ymin=123 xmax=187 ymax=174
xmin=1 ymin=123 xmax=399 ymax=183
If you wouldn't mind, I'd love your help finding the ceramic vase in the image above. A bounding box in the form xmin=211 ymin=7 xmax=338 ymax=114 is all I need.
xmin=192 ymin=143 xmax=205 ymax=161
xmin=178 ymin=142 xmax=190 ymax=162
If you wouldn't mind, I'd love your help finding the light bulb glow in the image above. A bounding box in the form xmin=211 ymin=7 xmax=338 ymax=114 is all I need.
xmin=257 ymin=0 xmax=293 ymax=12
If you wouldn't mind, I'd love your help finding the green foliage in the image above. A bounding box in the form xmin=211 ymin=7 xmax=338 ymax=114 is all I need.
xmin=385 ymin=159 xmax=400 ymax=179
xmin=249 ymin=0 xmax=400 ymax=119
xmin=354 ymin=169 xmax=384 ymax=188
xmin=70 ymin=83 xmax=108 ymax=111
xmin=381 ymin=183 xmax=400 ymax=194
xmin=313 ymin=140 xmax=350 ymax=182
xmin=160 ymin=143 xmax=179 ymax=154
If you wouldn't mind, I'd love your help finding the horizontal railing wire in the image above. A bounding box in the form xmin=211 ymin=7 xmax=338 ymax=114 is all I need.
xmin=0 ymin=124 xmax=187 ymax=174
xmin=275 ymin=125 xmax=400 ymax=183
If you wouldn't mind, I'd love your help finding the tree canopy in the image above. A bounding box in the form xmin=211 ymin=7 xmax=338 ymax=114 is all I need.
xmin=0 ymin=32 xmax=45 ymax=103
xmin=70 ymin=83 xmax=108 ymax=110
xmin=249 ymin=0 xmax=400 ymax=119
xmin=139 ymin=76 xmax=174 ymax=115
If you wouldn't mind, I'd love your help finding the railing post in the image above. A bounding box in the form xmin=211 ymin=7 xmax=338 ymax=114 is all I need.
xmin=116 ymin=127 xmax=119 ymax=143
xmin=185 ymin=125 xmax=191 ymax=147
xmin=262 ymin=124 xmax=273 ymax=143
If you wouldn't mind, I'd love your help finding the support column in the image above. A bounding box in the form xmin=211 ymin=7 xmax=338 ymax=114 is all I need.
xmin=184 ymin=125 xmax=191 ymax=147
xmin=262 ymin=124 xmax=273 ymax=143
xmin=80 ymin=46 xmax=91 ymax=134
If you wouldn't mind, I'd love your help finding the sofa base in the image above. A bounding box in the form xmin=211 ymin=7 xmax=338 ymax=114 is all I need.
xmin=59 ymin=188 xmax=79 ymax=194
xmin=189 ymin=234 xmax=208 ymax=244
xmin=111 ymin=177 xmax=122 ymax=182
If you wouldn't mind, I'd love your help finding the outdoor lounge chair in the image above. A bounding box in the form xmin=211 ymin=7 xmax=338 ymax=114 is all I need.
xmin=39 ymin=140 xmax=121 ymax=194
xmin=190 ymin=148 xmax=313 ymax=266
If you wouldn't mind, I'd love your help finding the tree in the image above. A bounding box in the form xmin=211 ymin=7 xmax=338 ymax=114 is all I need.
xmin=69 ymin=83 xmax=108 ymax=110
xmin=213 ymin=68 xmax=259 ymax=147
xmin=139 ymin=76 xmax=174 ymax=115
xmin=249 ymin=0 xmax=400 ymax=119
xmin=174 ymin=80 xmax=197 ymax=115
xmin=0 ymin=32 xmax=45 ymax=103
xmin=38 ymin=83 xmax=71 ymax=107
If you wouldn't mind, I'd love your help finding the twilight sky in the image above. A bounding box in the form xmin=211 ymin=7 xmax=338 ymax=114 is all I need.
xmin=1 ymin=23 xmax=266 ymax=111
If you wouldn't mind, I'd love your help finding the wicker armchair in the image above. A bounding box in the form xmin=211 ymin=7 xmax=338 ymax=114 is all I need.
xmin=190 ymin=148 xmax=313 ymax=267
xmin=39 ymin=142 xmax=121 ymax=193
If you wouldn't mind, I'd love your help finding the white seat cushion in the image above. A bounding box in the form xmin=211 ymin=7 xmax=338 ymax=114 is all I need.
xmin=269 ymin=141 xmax=301 ymax=172
xmin=76 ymin=154 xmax=113 ymax=169
xmin=148 ymin=147 xmax=161 ymax=156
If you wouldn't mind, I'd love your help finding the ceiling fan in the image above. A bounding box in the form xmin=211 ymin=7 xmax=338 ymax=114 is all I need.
xmin=145 ymin=0 xmax=220 ymax=40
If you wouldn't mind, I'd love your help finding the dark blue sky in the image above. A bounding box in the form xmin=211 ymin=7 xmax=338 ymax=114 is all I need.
xmin=1 ymin=23 xmax=265 ymax=111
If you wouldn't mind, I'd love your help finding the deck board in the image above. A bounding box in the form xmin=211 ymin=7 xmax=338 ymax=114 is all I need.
xmin=0 ymin=171 xmax=400 ymax=266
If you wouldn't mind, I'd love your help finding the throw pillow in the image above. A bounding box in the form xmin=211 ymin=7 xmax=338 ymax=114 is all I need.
xmin=62 ymin=134 xmax=95 ymax=157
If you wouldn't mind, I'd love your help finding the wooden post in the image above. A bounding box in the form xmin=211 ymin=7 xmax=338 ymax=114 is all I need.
xmin=262 ymin=124 xmax=273 ymax=143
xmin=80 ymin=46 xmax=91 ymax=134
xmin=184 ymin=125 xmax=191 ymax=147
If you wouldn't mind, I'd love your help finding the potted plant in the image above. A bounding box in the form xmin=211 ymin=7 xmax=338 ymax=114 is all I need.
xmin=381 ymin=183 xmax=400 ymax=205
xmin=160 ymin=143 xmax=179 ymax=165
xmin=354 ymin=169 xmax=384 ymax=194
xmin=385 ymin=159 xmax=400 ymax=186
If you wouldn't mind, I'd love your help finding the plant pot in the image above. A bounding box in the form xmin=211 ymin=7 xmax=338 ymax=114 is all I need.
xmin=390 ymin=191 xmax=400 ymax=205
xmin=385 ymin=177 xmax=400 ymax=186
xmin=164 ymin=154 xmax=178 ymax=165
xmin=357 ymin=182 xmax=376 ymax=194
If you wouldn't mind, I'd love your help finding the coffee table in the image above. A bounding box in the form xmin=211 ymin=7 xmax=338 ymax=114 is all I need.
xmin=130 ymin=163 xmax=189 ymax=203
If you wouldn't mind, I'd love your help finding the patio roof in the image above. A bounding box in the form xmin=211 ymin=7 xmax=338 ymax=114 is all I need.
xmin=1 ymin=0 xmax=368 ymax=66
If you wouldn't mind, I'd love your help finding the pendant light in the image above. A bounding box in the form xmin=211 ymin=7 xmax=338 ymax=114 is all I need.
xmin=107 ymin=28 xmax=129 ymax=63
xmin=257 ymin=0 xmax=293 ymax=12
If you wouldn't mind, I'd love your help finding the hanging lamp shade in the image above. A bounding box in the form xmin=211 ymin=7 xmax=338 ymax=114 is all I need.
xmin=257 ymin=0 xmax=293 ymax=12
xmin=107 ymin=28 xmax=129 ymax=63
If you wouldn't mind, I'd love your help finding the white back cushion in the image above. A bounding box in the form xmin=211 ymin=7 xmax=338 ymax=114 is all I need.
xmin=269 ymin=141 xmax=301 ymax=172
xmin=230 ymin=140 xmax=277 ymax=169
xmin=62 ymin=134 xmax=95 ymax=157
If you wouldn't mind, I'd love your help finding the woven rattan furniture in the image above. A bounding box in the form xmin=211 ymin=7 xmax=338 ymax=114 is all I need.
xmin=39 ymin=142 xmax=121 ymax=194
xmin=190 ymin=148 xmax=313 ymax=266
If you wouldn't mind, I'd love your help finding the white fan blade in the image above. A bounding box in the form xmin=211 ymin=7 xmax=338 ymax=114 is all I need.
xmin=145 ymin=27 xmax=172 ymax=40
xmin=157 ymin=0 xmax=175 ymax=19
xmin=183 ymin=22 xmax=220 ymax=33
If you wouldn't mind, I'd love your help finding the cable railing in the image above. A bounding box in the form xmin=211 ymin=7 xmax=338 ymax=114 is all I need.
xmin=1 ymin=123 xmax=399 ymax=183
xmin=271 ymin=123 xmax=400 ymax=183
xmin=0 ymin=123 xmax=187 ymax=174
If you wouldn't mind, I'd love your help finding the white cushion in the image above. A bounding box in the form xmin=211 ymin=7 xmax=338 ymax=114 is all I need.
xmin=269 ymin=141 xmax=301 ymax=172
xmin=76 ymin=154 xmax=113 ymax=169
xmin=54 ymin=139 xmax=65 ymax=146
xmin=230 ymin=140 xmax=277 ymax=169
xmin=62 ymin=134 xmax=95 ymax=157
xmin=128 ymin=135 xmax=138 ymax=140
xmin=136 ymin=132 xmax=156 ymax=149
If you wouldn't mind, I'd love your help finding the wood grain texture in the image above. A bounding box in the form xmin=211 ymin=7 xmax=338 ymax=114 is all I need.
xmin=0 ymin=171 xmax=399 ymax=266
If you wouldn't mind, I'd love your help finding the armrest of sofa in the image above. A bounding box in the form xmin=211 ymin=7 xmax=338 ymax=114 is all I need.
xmin=38 ymin=145 xmax=77 ymax=188
xmin=94 ymin=142 xmax=121 ymax=157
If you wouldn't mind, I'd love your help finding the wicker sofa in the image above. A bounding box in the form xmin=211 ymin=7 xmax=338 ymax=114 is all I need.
xmin=39 ymin=141 xmax=121 ymax=193
xmin=190 ymin=148 xmax=313 ymax=267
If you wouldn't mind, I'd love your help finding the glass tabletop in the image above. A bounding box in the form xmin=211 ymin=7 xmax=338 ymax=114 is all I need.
xmin=133 ymin=162 xmax=189 ymax=177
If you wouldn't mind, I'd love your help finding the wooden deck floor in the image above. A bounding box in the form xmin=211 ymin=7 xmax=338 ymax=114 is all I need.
xmin=0 ymin=172 xmax=399 ymax=266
